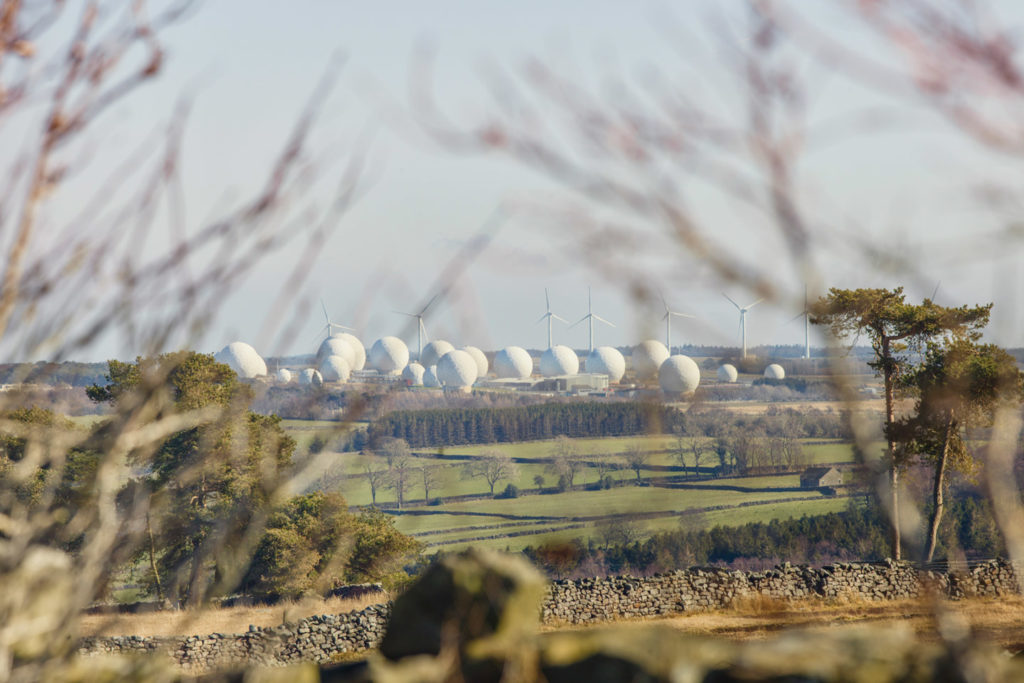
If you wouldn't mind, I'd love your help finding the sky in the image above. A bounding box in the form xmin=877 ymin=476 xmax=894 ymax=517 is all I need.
xmin=16 ymin=1 xmax=1024 ymax=361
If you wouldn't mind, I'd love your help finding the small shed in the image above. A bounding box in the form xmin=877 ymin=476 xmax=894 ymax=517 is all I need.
xmin=800 ymin=466 xmax=842 ymax=489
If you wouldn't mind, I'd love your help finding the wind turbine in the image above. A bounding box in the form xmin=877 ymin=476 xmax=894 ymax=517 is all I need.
xmin=317 ymin=299 xmax=354 ymax=341
xmin=537 ymin=288 xmax=569 ymax=348
xmin=571 ymin=287 xmax=614 ymax=352
xmin=395 ymin=294 xmax=439 ymax=362
xmin=787 ymin=285 xmax=811 ymax=359
xmin=660 ymin=291 xmax=695 ymax=353
xmin=724 ymin=293 xmax=763 ymax=359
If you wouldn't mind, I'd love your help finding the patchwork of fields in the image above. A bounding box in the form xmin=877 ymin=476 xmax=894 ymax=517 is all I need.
xmin=282 ymin=422 xmax=870 ymax=553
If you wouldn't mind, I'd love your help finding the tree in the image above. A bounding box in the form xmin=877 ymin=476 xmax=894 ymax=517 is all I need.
xmin=548 ymin=436 xmax=584 ymax=489
xmin=623 ymin=445 xmax=649 ymax=484
xmin=363 ymin=462 xmax=389 ymax=506
xmin=387 ymin=454 xmax=415 ymax=509
xmin=379 ymin=437 xmax=412 ymax=468
xmin=897 ymin=339 xmax=1023 ymax=561
xmin=811 ymin=287 xmax=991 ymax=559
xmin=688 ymin=437 xmax=713 ymax=479
xmin=420 ymin=465 xmax=443 ymax=502
xmin=464 ymin=451 xmax=519 ymax=496
xmin=88 ymin=352 xmax=295 ymax=604
xmin=593 ymin=454 xmax=621 ymax=482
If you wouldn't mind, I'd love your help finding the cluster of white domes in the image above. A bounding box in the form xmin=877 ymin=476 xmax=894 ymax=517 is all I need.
xmin=402 ymin=362 xmax=425 ymax=386
xmin=541 ymin=345 xmax=579 ymax=377
xmin=299 ymin=368 xmax=323 ymax=386
xmin=717 ymin=363 xmax=738 ymax=383
xmin=423 ymin=365 xmax=441 ymax=387
xmin=334 ymin=333 xmax=365 ymax=371
xmin=215 ymin=342 xmax=267 ymax=379
xmin=316 ymin=337 xmax=354 ymax=367
xmin=659 ymin=355 xmax=701 ymax=395
xmin=437 ymin=349 xmax=478 ymax=391
xmin=586 ymin=346 xmax=625 ymax=383
xmin=494 ymin=346 xmax=533 ymax=379
xmin=631 ymin=340 xmax=669 ymax=381
xmin=764 ymin=363 xmax=785 ymax=380
xmin=369 ymin=336 xmax=409 ymax=375
xmin=420 ymin=340 xmax=454 ymax=368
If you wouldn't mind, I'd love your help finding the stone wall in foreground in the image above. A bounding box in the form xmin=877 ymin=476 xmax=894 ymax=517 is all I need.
xmin=80 ymin=559 xmax=1022 ymax=671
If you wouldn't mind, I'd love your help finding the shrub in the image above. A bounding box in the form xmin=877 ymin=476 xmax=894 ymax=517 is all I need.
xmin=497 ymin=484 xmax=520 ymax=499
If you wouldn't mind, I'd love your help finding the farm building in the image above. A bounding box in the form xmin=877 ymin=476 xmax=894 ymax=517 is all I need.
xmin=799 ymin=466 xmax=842 ymax=489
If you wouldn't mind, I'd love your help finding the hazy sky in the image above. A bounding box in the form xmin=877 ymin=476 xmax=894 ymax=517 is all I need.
xmin=28 ymin=1 xmax=1024 ymax=360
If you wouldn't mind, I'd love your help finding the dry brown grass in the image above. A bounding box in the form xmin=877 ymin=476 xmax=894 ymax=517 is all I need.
xmin=544 ymin=596 xmax=1024 ymax=652
xmin=79 ymin=593 xmax=388 ymax=638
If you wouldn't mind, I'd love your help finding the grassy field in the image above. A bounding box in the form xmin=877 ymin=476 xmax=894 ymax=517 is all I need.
xmin=281 ymin=427 xmax=869 ymax=554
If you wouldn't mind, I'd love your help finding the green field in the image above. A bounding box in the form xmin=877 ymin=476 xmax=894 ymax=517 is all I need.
xmin=281 ymin=427 xmax=867 ymax=552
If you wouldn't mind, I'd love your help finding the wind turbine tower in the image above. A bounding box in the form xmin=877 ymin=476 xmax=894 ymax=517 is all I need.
xmin=660 ymin=291 xmax=695 ymax=353
xmin=571 ymin=287 xmax=614 ymax=352
xmin=724 ymin=294 xmax=763 ymax=359
xmin=537 ymin=289 xmax=568 ymax=348
xmin=396 ymin=294 xmax=439 ymax=362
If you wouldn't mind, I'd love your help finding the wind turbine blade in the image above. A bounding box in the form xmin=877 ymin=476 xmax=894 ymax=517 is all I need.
xmin=593 ymin=315 xmax=615 ymax=327
xmin=661 ymin=311 xmax=670 ymax=322
xmin=394 ymin=311 xmax=416 ymax=318
xmin=670 ymin=311 xmax=695 ymax=319
xmin=536 ymin=313 xmax=549 ymax=325
xmin=745 ymin=298 xmax=764 ymax=310
xmin=786 ymin=311 xmax=805 ymax=324
xmin=419 ymin=293 xmax=440 ymax=316
xmin=551 ymin=314 xmax=569 ymax=324
xmin=569 ymin=316 xmax=588 ymax=329
xmin=658 ymin=288 xmax=669 ymax=313
xmin=723 ymin=293 xmax=741 ymax=310
xmin=545 ymin=288 xmax=550 ymax=311
xmin=930 ymin=281 xmax=940 ymax=302
xmin=420 ymin=318 xmax=430 ymax=343
xmin=321 ymin=299 xmax=331 ymax=325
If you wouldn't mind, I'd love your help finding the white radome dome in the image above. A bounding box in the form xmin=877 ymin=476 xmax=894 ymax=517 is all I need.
xmin=461 ymin=346 xmax=489 ymax=378
xmin=717 ymin=364 xmax=739 ymax=383
xmin=319 ymin=354 xmax=351 ymax=382
xmin=214 ymin=342 xmax=267 ymax=379
xmin=494 ymin=346 xmax=533 ymax=379
xmin=368 ymin=336 xmax=409 ymax=375
xmin=659 ymin=355 xmax=701 ymax=395
xmin=437 ymin=350 xmax=479 ymax=390
xmin=586 ymin=346 xmax=626 ymax=383
xmin=299 ymin=368 xmax=323 ymax=387
xmin=420 ymin=340 xmax=454 ymax=368
xmin=764 ymin=364 xmax=786 ymax=380
xmin=423 ymin=365 xmax=441 ymax=388
xmin=402 ymin=362 xmax=426 ymax=386
xmin=276 ymin=368 xmax=293 ymax=383
xmin=316 ymin=336 xmax=355 ymax=368
xmin=335 ymin=333 xmax=365 ymax=371
xmin=631 ymin=340 xmax=669 ymax=381
xmin=541 ymin=345 xmax=579 ymax=377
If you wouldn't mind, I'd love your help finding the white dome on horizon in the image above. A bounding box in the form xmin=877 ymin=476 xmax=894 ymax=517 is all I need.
xmin=659 ymin=355 xmax=701 ymax=395
xmin=586 ymin=346 xmax=626 ymax=383
xmin=461 ymin=345 xmax=489 ymax=378
xmin=437 ymin=349 xmax=478 ymax=390
xmin=316 ymin=336 xmax=355 ymax=368
xmin=494 ymin=346 xmax=533 ymax=379
xmin=631 ymin=340 xmax=669 ymax=381
xmin=319 ymin=354 xmax=351 ymax=382
xmin=421 ymin=340 xmax=455 ymax=368
xmin=402 ymin=362 xmax=426 ymax=386
xmin=764 ymin=364 xmax=786 ymax=380
xmin=717 ymin=364 xmax=739 ymax=383
xmin=276 ymin=368 xmax=293 ymax=383
xmin=541 ymin=345 xmax=579 ymax=377
xmin=334 ymin=333 xmax=365 ymax=371
xmin=299 ymin=368 xmax=323 ymax=387
xmin=368 ymin=336 xmax=409 ymax=375
xmin=214 ymin=342 xmax=267 ymax=379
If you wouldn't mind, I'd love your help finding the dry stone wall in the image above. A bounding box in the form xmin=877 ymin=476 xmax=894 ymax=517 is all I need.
xmin=80 ymin=559 xmax=1021 ymax=670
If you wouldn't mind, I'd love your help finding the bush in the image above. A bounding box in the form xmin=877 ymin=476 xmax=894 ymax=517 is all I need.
xmin=556 ymin=475 xmax=570 ymax=493
xmin=497 ymin=484 xmax=520 ymax=499
xmin=428 ymin=497 xmax=444 ymax=506
xmin=308 ymin=434 xmax=328 ymax=455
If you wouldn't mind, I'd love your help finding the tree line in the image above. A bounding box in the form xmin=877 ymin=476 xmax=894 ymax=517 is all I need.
xmin=367 ymin=401 xmax=853 ymax=450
